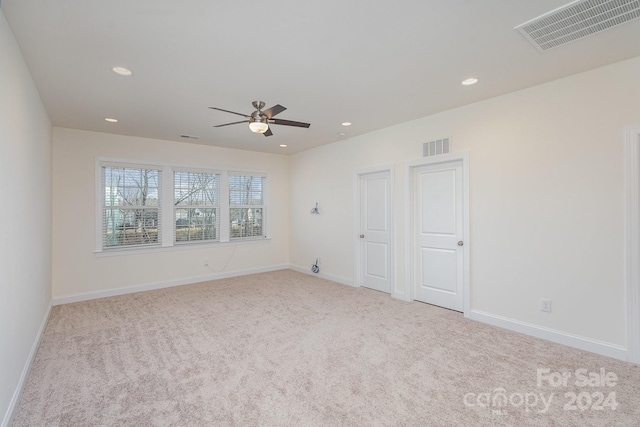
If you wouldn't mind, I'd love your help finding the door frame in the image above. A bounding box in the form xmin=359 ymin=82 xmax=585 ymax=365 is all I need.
xmin=354 ymin=165 xmax=395 ymax=296
xmin=405 ymin=152 xmax=470 ymax=315
xmin=625 ymin=125 xmax=640 ymax=364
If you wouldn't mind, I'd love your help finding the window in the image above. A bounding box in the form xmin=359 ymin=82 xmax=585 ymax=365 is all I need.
xmin=229 ymin=174 xmax=265 ymax=239
xmin=174 ymin=170 xmax=220 ymax=243
xmin=102 ymin=165 xmax=161 ymax=249
xmin=98 ymin=160 xmax=267 ymax=252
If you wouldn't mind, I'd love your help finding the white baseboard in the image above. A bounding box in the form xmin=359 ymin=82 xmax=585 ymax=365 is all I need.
xmin=2 ymin=302 xmax=52 ymax=427
xmin=288 ymin=264 xmax=355 ymax=287
xmin=290 ymin=265 xmax=413 ymax=302
xmin=469 ymin=309 xmax=628 ymax=362
xmin=53 ymin=264 xmax=289 ymax=306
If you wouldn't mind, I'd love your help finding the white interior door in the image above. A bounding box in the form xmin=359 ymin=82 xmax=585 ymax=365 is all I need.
xmin=360 ymin=171 xmax=391 ymax=293
xmin=413 ymin=160 xmax=464 ymax=311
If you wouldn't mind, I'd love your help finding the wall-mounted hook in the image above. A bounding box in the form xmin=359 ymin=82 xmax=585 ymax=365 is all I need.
xmin=310 ymin=202 xmax=320 ymax=215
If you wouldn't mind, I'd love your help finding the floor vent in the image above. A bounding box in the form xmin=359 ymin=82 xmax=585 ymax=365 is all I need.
xmin=423 ymin=137 xmax=451 ymax=157
xmin=515 ymin=0 xmax=640 ymax=52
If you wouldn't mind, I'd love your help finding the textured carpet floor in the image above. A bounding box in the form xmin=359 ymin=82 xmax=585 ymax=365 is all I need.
xmin=13 ymin=270 xmax=640 ymax=426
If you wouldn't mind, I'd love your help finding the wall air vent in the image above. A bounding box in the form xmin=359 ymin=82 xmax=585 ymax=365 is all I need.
xmin=515 ymin=0 xmax=640 ymax=52
xmin=423 ymin=137 xmax=451 ymax=157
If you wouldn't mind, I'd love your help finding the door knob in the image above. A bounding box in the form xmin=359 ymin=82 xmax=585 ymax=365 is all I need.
xmin=360 ymin=234 xmax=365 ymax=238
xmin=458 ymin=241 xmax=464 ymax=246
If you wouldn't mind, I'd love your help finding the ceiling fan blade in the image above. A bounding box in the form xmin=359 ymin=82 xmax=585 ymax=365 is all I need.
xmin=261 ymin=104 xmax=286 ymax=119
xmin=269 ymin=118 xmax=311 ymax=128
xmin=213 ymin=120 xmax=249 ymax=128
xmin=209 ymin=107 xmax=251 ymax=118
xmin=263 ymin=128 xmax=273 ymax=137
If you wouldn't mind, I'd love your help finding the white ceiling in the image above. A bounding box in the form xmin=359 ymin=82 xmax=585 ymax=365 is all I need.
xmin=3 ymin=0 xmax=640 ymax=154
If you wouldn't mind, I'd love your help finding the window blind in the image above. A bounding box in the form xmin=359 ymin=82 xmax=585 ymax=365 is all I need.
xmin=102 ymin=166 xmax=161 ymax=249
xmin=174 ymin=170 xmax=220 ymax=243
xmin=229 ymin=174 xmax=265 ymax=239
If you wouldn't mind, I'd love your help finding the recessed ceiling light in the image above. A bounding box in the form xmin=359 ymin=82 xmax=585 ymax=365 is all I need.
xmin=461 ymin=77 xmax=479 ymax=86
xmin=341 ymin=122 xmax=352 ymax=126
xmin=104 ymin=117 xmax=118 ymax=123
xmin=111 ymin=66 xmax=133 ymax=76
xmin=279 ymin=144 xmax=287 ymax=147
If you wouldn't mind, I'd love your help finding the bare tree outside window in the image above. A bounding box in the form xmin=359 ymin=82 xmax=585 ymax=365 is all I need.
xmin=103 ymin=167 xmax=161 ymax=248
xmin=100 ymin=163 xmax=267 ymax=250
xmin=174 ymin=171 xmax=220 ymax=242
xmin=229 ymin=175 xmax=264 ymax=238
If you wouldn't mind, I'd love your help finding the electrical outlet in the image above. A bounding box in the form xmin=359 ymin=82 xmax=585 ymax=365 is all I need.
xmin=540 ymin=298 xmax=551 ymax=313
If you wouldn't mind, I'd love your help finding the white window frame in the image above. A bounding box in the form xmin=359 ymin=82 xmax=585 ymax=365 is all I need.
xmin=95 ymin=158 xmax=269 ymax=255
xmin=228 ymin=172 xmax=268 ymax=240
xmin=97 ymin=161 xmax=163 ymax=252
xmin=173 ymin=168 xmax=221 ymax=245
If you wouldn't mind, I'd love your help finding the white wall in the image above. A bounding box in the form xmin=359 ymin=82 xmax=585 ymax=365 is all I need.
xmin=0 ymin=10 xmax=53 ymax=425
xmin=289 ymin=56 xmax=640 ymax=351
xmin=52 ymin=128 xmax=289 ymax=300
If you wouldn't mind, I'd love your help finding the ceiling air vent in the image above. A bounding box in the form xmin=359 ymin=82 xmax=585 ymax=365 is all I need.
xmin=515 ymin=0 xmax=640 ymax=52
xmin=180 ymin=134 xmax=200 ymax=140
xmin=423 ymin=137 xmax=451 ymax=157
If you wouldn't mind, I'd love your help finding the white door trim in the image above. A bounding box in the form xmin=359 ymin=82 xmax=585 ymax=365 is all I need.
xmin=354 ymin=165 xmax=395 ymax=296
xmin=625 ymin=125 xmax=640 ymax=364
xmin=404 ymin=152 xmax=470 ymax=315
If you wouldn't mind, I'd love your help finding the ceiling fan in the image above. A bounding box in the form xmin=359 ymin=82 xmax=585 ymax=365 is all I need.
xmin=209 ymin=101 xmax=310 ymax=137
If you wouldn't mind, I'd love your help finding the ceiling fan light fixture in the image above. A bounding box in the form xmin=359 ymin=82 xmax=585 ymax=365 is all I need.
xmin=249 ymin=118 xmax=269 ymax=134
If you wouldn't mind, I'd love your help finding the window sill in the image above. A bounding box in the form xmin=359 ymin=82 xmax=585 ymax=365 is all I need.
xmin=94 ymin=236 xmax=272 ymax=257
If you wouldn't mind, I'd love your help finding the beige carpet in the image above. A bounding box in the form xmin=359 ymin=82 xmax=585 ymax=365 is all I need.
xmin=13 ymin=270 xmax=640 ymax=426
